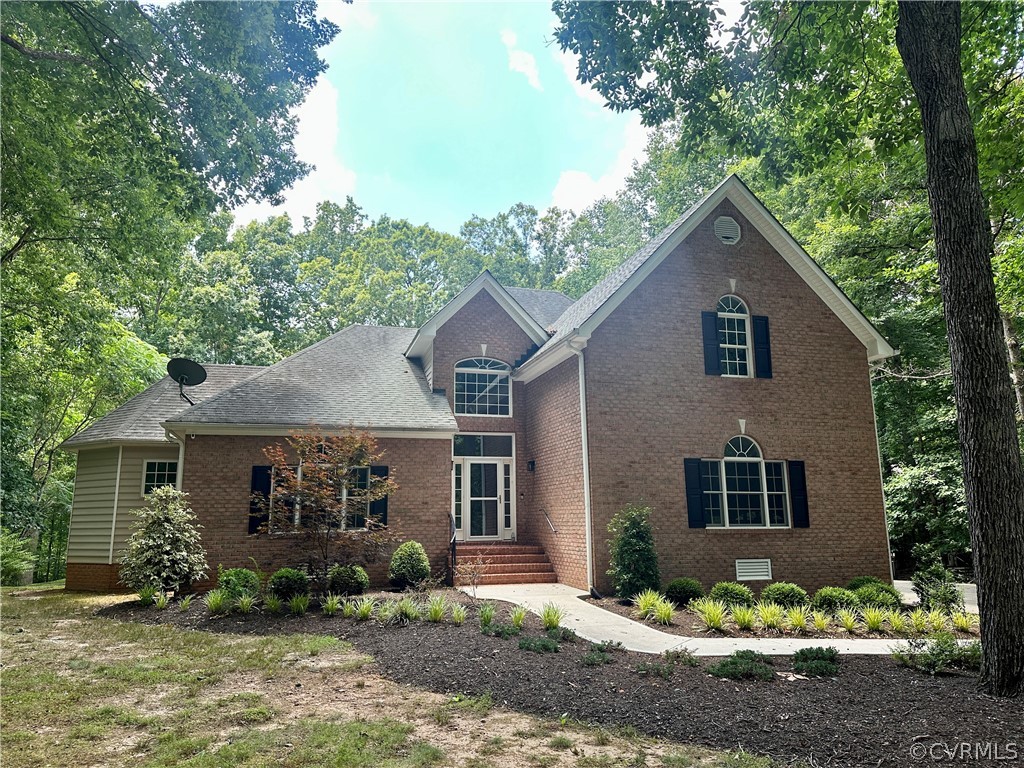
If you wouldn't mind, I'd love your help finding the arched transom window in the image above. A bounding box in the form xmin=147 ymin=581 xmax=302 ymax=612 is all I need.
xmin=716 ymin=295 xmax=752 ymax=377
xmin=700 ymin=436 xmax=789 ymax=528
xmin=454 ymin=358 xmax=511 ymax=416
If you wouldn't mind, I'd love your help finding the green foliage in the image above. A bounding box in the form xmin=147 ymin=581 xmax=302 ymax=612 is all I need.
xmin=388 ymin=541 xmax=431 ymax=590
xmin=354 ymin=596 xmax=377 ymax=621
xmin=892 ymin=632 xmax=982 ymax=675
xmin=137 ymin=586 xmax=157 ymax=607
xmin=0 ymin=531 xmax=35 ymax=586
xmin=425 ymin=595 xmax=448 ymax=623
xmin=235 ymin=594 xmax=257 ymax=615
xmin=885 ymin=459 xmax=970 ymax=571
xmin=691 ymin=598 xmax=728 ymax=632
xmin=909 ymin=608 xmax=930 ymax=634
xmin=707 ymin=651 xmax=775 ymax=682
xmin=887 ymin=610 xmax=908 ymax=634
xmin=204 ymin=590 xmax=230 ymax=615
xmin=267 ymin=568 xmax=309 ymax=601
xmin=540 ymin=602 xmax=565 ymax=630
xmin=636 ymin=661 xmax=675 ymax=679
xmin=928 ymin=610 xmax=949 ymax=633
xmin=154 ymin=592 xmax=170 ymax=610
xmin=341 ymin=599 xmax=355 ymax=619
xmin=118 ymin=487 xmax=207 ymax=593
xmin=811 ymin=587 xmax=861 ymax=613
xmin=862 ymin=606 xmax=889 ymax=633
xmin=391 ymin=596 xmax=420 ymax=624
xmin=606 ymin=504 xmax=660 ymax=598
xmin=836 ymin=609 xmax=860 ymax=633
xmin=759 ymin=582 xmax=809 ymax=608
xmin=793 ymin=647 xmax=840 ymax=677
xmin=478 ymin=603 xmax=496 ymax=629
xmin=509 ymin=604 xmax=528 ymax=630
xmin=786 ymin=605 xmax=810 ymax=634
xmin=288 ymin=594 xmax=311 ymax=616
xmin=326 ymin=564 xmax=370 ymax=596
xmin=664 ymin=577 xmax=704 ymax=607
xmin=952 ymin=612 xmax=978 ymax=633
xmin=263 ymin=594 xmax=283 ymax=614
xmin=846 ymin=576 xmax=887 ymax=592
xmin=581 ymin=648 xmax=613 ymax=667
xmin=321 ymin=594 xmax=343 ymax=617
xmin=178 ymin=595 xmax=193 ymax=612
xmin=450 ymin=603 xmax=467 ymax=626
xmin=632 ymin=589 xmax=664 ymax=619
xmin=709 ymin=582 xmax=754 ymax=607
xmin=754 ymin=602 xmax=786 ymax=631
xmin=911 ymin=562 xmax=965 ymax=613
xmin=854 ymin=583 xmax=902 ymax=609
xmin=731 ymin=605 xmax=756 ymax=631
xmin=652 ymin=600 xmax=675 ymax=626
xmin=483 ymin=623 xmax=521 ymax=640
xmin=663 ymin=648 xmax=699 ymax=667
xmin=812 ymin=611 xmax=831 ymax=633
xmin=217 ymin=567 xmax=261 ymax=600
xmin=518 ymin=636 xmax=560 ymax=654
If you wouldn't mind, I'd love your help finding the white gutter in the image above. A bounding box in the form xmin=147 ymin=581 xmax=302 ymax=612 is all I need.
xmin=107 ymin=446 xmax=123 ymax=565
xmin=165 ymin=429 xmax=186 ymax=491
xmin=867 ymin=375 xmax=896 ymax=582
xmin=570 ymin=337 xmax=595 ymax=593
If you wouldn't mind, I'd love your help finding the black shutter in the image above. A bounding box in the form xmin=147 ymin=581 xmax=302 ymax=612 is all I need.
xmin=752 ymin=315 xmax=773 ymax=379
xmin=249 ymin=466 xmax=272 ymax=534
xmin=369 ymin=465 xmax=389 ymax=525
xmin=788 ymin=460 xmax=809 ymax=528
xmin=701 ymin=311 xmax=721 ymax=375
xmin=684 ymin=458 xmax=706 ymax=529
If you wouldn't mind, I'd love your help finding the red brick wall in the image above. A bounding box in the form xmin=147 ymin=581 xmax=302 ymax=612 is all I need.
xmin=522 ymin=358 xmax=588 ymax=589
xmin=65 ymin=563 xmax=124 ymax=592
xmin=181 ymin=435 xmax=451 ymax=589
xmin=583 ymin=200 xmax=891 ymax=594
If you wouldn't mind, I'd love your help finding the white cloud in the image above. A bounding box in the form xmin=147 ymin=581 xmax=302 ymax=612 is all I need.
xmin=317 ymin=0 xmax=377 ymax=32
xmin=232 ymin=76 xmax=356 ymax=228
xmin=550 ymin=115 xmax=651 ymax=214
xmin=500 ymin=29 xmax=542 ymax=91
xmin=553 ymin=47 xmax=605 ymax=106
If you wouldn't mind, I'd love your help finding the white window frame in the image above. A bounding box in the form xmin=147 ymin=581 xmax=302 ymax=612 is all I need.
xmin=454 ymin=358 xmax=513 ymax=417
xmin=141 ymin=459 xmax=178 ymax=496
xmin=269 ymin=463 xmax=371 ymax=531
xmin=716 ymin=295 xmax=753 ymax=378
xmin=703 ymin=437 xmax=790 ymax=529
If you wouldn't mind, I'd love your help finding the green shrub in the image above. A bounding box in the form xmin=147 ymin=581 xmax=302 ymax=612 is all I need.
xmin=709 ymin=581 xmax=754 ymax=607
xmin=138 ymin=586 xmax=157 ymax=606
xmin=663 ymin=648 xmax=699 ymax=667
xmin=268 ymin=568 xmax=309 ymax=600
xmin=322 ymin=593 xmax=343 ymax=616
xmin=811 ymin=587 xmax=860 ymax=613
xmin=519 ymin=636 xmax=559 ymax=653
xmin=289 ymin=594 xmax=310 ymax=616
xmin=854 ymin=583 xmax=902 ymax=609
xmin=892 ymin=632 xmax=981 ymax=675
xmin=846 ymin=575 xmax=887 ymax=591
xmin=606 ymin=504 xmax=660 ymax=598
xmin=204 ymin=589 xmax=230 ymax=614
xmin=581 ymin=648 xmax=613 ymax=667
xmin=707 ymin=650 xmax=774 ymax=681
xmin=792 ymin=647 xmax=840 ymax=677
xmin=546 ymin=626 xmax=577 ymax=643
xmin=637 ymin=661 xmax=675 ymax=679
xmin=388 ymin=541 xmax=431 ymax=589
xmin=484 ymin=623 xmax=521 ymax=639
xmin=793 ymin=646 xmax=838 ymax=665
xmin=0 ymin=531 xmax=36 ymax=586
xmin=794 ymin=659 xmax=840 ymax=677
xmin=759 ymin=582 xmax=809 ymax=608
xmin=119 ymin=487 xmax=207 ymax=593
xmin=217 ymin=567 xmax=261 ymax=599
xmin=911 ymin=562 xmax=964 ymax=613
xmin=327 ymin=564 xmax=370 ymax=595
xmin=540 ymin=602 xmax=564 ymax=630
xmin=664 ymin=577 xmax=704 ymax=607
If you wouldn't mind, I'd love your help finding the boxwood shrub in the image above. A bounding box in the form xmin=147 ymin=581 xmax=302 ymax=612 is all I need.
xmin=389 ymin=541 xmax=431 ymax=589
xmin=759 ymin=581 xmax=809 ymax=607
xmin=327 ymin=563 xmax=370 ymax=595
xmin=708 ymin=581 xmax=755 ymax=607
xmin=664 ymin=577 xmax=704 ymax=607
xmin=268 ymin=567 xmax=310 ymax=600
xmin=217 ymin=567 xmax=261 ymax=599
xmin=854 ymin=582 xmax=902 ymax=609
xmin=811 ymin=586 xmax=861 ymax=613
xmin=846 ymin=575 xmax=886 ymax=592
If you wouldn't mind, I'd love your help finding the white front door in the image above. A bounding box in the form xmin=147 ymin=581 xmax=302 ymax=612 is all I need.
xmin=454 ymin=458 xmax=514 ymax=541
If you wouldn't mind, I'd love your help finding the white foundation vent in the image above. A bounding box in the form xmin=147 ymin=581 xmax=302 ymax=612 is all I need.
xmin=714 ymin=215 xmax=742 ymax=245
xmin=735 ymin=558 xmax=772 ymax=581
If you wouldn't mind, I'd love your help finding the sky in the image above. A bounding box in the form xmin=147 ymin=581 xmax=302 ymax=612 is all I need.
xmin=233 ymin=1 xmax=652 ymax=235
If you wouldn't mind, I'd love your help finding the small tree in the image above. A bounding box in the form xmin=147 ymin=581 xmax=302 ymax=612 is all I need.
xmin=259 ymin=428 xmax=400 ymax=579
xmin=607 ymin=503 xmax=660 ymax=598
xmin=0 ymin=530 xmax=36 ymax=586
xmin=119 ymin=487 xmax=207 ymax=593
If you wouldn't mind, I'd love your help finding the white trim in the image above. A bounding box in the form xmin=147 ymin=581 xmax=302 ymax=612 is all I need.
xmin=141 ymin=458 xmax=179 ymax=497
xmin=164 ymin=430 xmax=186 ymax=491
xmin=162 ymin=424 xmax=456 ymax=440
xmin=453 ymin=357 xmax=513 ymax=417
xmin=108 ymin=446 xmax=123 ymax=565
xmin=451 ymin=432 xmax=516 ymax=541
xmin=869 ymin=372 xmax=896 ymax=581
xmin=405 ymin=271 xmax=549 ymax=360
xmin=716 ymin=294 xmax=753 ymax=378
xmin=702 ymin=436 xmax=791 ymax=529
xmin=516 ymin=175 xmax=895 ymax=384
xmin=60 ymin=439 xmax=174 ymax=453
xmin=574 ymin=343 xmax=595 ymax=592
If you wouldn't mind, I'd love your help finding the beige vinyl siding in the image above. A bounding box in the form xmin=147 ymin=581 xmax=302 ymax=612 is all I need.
xmin=67 ymin=448 xmax=119 ymax=564
xmin=111 ymin=446 xmax=180 ymax=562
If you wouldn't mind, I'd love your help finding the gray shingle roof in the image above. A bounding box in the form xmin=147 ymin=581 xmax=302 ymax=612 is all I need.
xmin=165 ymin=325 xmax=458 ymax=431
xmin=60 ymin=365 xmax=264 ymax=449
xmin=504 ymin=287 xmax=575 ymax=329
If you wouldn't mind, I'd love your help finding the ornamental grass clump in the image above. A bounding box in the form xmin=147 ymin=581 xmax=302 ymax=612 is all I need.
xmin=341 ymin=598 xmax=355 ymax=618
xmin=289 ymin=594 xmax=311 ymax=616
xmin=812 ymin=611 xmax=831 ymax=633
xmin=321 ymin=593 xmax=343 ymax=617
xmin=426 ymin=595 xmax=448 ymax=623
xmin=731 ymin=604 xmax=756 ymax=631
xmin=509 ymin=604 xmax=528 ymax=630
xmin=450 ymin=603 xmax=467 ymax=626
xmin=204 ymin=589 xmax=230 ymax=615
xmin=235 ymin=594 xmax=257 ymax=614
xmin=862 ymin=605 xmax=888 ymax=633
xmin=354 ymin=596 xmax=377 ymax=621
xmin=755 ymin=601 xmax=786 ymax=631
xmin=154 ymin=592 xmax=170 ymax=610
xmin=928 ymin=609 xmax=949 ymax=633
xmin=606 ymin=504 xmax=660 ymax=598
xmin=951 ymin=612 xmax=977 ymax=633
xmin=137 ymin=586 xmax=157 ymax=607
xmin=541 ymin=602 xmax=565 ymax=630
xmin=652 ymin=599 xmax=675 ymax=626
xmin=633 ymin=589 xmax=664 ymax=619
xmin=836 ymin=608 xmax=859 ymax=633
xmin=692 ymin=598 xmax=728 ymax=632
xmin=264 ymin=594 xmax=283 ymax=614
xmin=478 ymin=603 xmax=496 ymax=629
xmin=179 ymin=594 xmax=193 ymax=612
xmin=786 ymin=605 xmax=810 ymax=634
xmin=887 ymin=610 xmax=908 ymax=634
xmin=909 ymin=608 xmax=930 ymax=634
xmin=394 ymin=596 xmax=420 ymax=624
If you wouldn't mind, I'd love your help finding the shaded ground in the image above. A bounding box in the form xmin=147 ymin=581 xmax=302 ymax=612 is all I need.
xmin=101 ymin=592 xmax=1022 ymax=767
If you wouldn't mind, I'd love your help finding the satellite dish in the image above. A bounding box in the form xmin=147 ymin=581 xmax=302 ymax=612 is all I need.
xmin=167 ymin=358 xmax=207 ymax=405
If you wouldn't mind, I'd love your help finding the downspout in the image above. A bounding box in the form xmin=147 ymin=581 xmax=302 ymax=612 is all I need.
xmin=868 ymin=367 xmax=896 ymax=582
xmin=570 ymin=337 xmax=598 ymax=597
xmin=165 ymin=429 xmax=186 ymax=491
xmin=107 ymin=446 xmax=123 ymax=565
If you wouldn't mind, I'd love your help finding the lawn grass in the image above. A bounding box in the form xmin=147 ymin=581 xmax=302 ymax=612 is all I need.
xmin=1 ymin=588 xmax=791 ymax=768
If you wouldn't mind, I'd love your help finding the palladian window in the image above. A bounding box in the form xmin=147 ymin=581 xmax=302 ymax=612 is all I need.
xmin=454 ymin=358 xmax=511 ymax=416
xmin=716 ymin=295 xmax=752 ymax=377
xmin=700 ymin=436 xmax=790 ymax=528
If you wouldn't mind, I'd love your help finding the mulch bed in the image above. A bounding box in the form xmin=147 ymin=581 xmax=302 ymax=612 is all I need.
xmin=100 ymin=595 xmax=1022 ymax=767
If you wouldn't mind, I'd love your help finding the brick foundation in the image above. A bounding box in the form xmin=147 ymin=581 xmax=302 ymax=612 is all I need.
xmin=65 ymin=563 xmax=124 ymax=592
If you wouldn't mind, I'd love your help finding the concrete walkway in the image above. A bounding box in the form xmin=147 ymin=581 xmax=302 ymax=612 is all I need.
xmin=893 ymin=580 xmax=978 ymax=613
xmin=466 ymin=583 xmax=905 ymax=656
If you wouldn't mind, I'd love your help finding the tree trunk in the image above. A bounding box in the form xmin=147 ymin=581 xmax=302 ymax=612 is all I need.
xmin=1002 ymin=312 xmax=1024 ymax=420
xmin=896 ymin=1 xmax=1024 ymax=696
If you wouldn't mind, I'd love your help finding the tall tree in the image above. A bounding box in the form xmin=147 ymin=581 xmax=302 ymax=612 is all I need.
xmin=553 ymin=0 xmax=1024 ymax=694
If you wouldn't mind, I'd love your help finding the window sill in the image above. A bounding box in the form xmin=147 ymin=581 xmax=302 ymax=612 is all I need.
xmin=703 ymin=526 xmax=792 ymax=532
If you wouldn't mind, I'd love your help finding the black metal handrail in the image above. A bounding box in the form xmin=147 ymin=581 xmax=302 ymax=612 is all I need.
xmin=448 ymin=510 xmax=457 ymax=586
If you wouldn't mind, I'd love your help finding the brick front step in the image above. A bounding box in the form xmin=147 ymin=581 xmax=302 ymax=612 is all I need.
xmin=465 ymin=572 xmax=559 ymax=586
xmin=457 ymin=553 xmax=551 ymax=565
xmin=457 ymin=544 xmax=545 ymax=555
xmin=453 ymin=543 xmax=557 ymax=586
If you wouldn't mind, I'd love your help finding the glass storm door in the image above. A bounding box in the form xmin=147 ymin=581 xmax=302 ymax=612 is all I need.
xmin=468 ymin=461 xmax=500 ymax=538
xmin=453 ymin=458 xmax=513 ymax=541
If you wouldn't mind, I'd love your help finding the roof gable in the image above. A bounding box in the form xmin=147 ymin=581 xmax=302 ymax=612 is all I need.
xmin=517 ymin=174 xmax=895 ymax=382
xmin=405 ymin=271 xmax=551 ymax=360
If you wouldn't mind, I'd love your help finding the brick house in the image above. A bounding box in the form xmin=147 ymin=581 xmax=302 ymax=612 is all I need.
xmin=62 ymin=175 xmax=896 ymax=593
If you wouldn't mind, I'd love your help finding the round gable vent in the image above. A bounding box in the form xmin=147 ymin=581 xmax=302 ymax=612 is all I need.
xmin=714 ymin=215 xmax=741 ymax=245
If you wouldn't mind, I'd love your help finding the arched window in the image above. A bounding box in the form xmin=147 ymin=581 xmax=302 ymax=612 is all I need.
xmin=716 ymin=295 xmax=751 ymax=377
xmin=698 ymin=436 xmax=789 ymax=528
xmin=454 ymin=358 xmax=511 ymax=416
